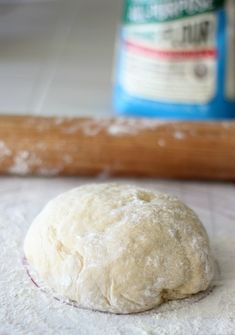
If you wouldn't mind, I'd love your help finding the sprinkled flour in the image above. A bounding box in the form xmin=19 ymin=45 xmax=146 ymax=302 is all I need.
xmin=0 ymin=141 xmax=11 ymax=160
xmin=0 ymin=178 xmax=234 ymax=335
xmin=61 ymin=118 xmax=167 ymax=137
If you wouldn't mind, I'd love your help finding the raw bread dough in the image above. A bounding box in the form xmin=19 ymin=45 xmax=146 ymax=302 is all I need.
xmin=24 ymin=183 xmax=214 ymax=314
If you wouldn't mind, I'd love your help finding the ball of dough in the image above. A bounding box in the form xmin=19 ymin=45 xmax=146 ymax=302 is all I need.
xmin=24 ymin=183 xmax=214 ymax=314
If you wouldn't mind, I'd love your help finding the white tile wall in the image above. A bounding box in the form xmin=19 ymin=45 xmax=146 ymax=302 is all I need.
xmin=0 ymin=0 xmax=121 ymax=116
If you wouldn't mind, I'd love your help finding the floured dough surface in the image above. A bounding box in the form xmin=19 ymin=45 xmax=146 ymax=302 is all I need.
xmin=24 ymin=183 xmax=214 ymax=314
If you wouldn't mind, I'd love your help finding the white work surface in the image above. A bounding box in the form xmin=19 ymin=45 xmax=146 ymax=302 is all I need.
xmin=0 ymin=177 xmax=235 ymax=335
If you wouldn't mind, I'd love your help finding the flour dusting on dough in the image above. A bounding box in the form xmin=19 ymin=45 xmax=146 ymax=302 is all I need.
xmin=24 ymin=184 xmax=214 ymax=314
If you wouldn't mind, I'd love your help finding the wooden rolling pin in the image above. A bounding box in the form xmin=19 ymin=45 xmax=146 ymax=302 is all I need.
xmin=0 ymin=115 xmax=235 ymax=180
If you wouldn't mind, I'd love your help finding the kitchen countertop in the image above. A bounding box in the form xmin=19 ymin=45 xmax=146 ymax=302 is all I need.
xmin=1 ymin=177 xmax=235 ymax=335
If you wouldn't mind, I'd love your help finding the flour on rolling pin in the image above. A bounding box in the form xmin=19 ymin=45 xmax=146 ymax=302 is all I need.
xmin=0 ymin=118 xmax=176 ymax=176
xmin=0 ymin=118 xmax=164 ymax=176
xmin=0 ymin=116 xmax=235 ymax=179
xmin=0 ymin=178 xmax=235 ymax=335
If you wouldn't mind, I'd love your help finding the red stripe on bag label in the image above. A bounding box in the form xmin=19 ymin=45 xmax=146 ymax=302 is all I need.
xmin=124 ymin=40 xmax=217 ymax=59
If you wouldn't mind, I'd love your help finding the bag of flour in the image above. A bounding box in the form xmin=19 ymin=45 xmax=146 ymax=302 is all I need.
xmin=113 ymin=0 xmax=235 ymax=119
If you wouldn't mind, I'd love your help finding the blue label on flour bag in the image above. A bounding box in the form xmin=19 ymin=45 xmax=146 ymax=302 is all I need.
xmin=113 ymin=0 xmax=235 ymax=119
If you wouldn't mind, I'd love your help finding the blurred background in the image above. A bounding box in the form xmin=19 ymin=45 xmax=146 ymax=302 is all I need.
xmin=0 ymin=0 xmax=121 ymax=117
xmin=0 ymin=0 xmax=234 ymax=180
xmin=0 ymin=0 xmax=234 ymax=119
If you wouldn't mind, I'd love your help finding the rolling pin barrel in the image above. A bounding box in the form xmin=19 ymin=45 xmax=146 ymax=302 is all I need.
xmin=0 ymin=116 xmax=235 ymax=180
